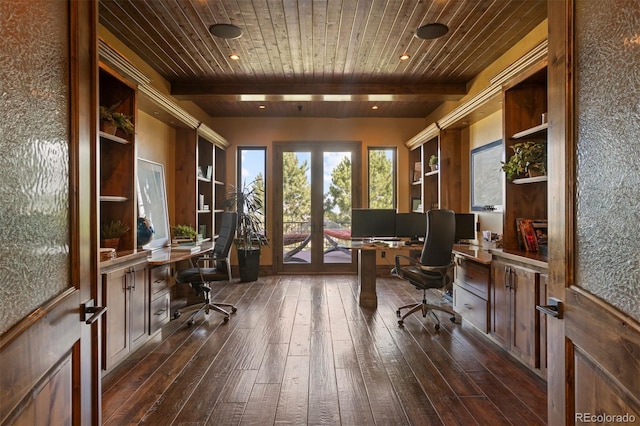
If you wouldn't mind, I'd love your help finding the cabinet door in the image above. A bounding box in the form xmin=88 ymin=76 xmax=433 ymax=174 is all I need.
xmin=103 ymin=268 xmax=129 ymax=370
xmin=490 ymin=260 xmax=511 ymax=348
xmin=128 ymin=266 xmax=148 ymax=351
xmin=509 ymin=264 xmax=539 ymax=367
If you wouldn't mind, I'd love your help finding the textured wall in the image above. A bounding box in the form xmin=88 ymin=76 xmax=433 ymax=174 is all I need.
xmin=575 ymin=0 xmax=640 ymax=320
xmin=0 ymin=2 xmax=70 ymax=334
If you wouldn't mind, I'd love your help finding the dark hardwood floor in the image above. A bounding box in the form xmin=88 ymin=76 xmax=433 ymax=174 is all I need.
xmin=102 ymin=274 xmax=547 ymax=425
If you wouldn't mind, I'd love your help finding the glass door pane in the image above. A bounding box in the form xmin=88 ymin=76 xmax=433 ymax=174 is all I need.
xmin=282 ymin=151 xmax=312 ymax=264
xmin=322 ymin=151 xmax=352 ymax=264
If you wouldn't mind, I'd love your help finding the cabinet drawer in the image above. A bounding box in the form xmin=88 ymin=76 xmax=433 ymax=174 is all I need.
xmin=455 ymin=257 xmax=490 ymax=299
xmin=453 ymin=284 xmax=489 ymax=333
xmin=149 ymin=265 xmax=170 ymax=299
xmin=150 ymin=293 xmax=170 ymax=334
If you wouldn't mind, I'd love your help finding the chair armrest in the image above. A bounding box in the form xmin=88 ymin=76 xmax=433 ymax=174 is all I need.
xmin=394 ymin=253 xmax=420 ymax=274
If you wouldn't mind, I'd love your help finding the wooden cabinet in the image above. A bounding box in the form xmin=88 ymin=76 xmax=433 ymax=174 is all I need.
xmin=99 ymin=65 xmax=137 ymax=253
xmin=175 ymin=130 xmax=226 ymax=241
xmin=453 ymin=253 xmax=491 ymax=333
xmin=490 ymin=256 xmax=542 ymax=371
xmin=502 ymin=64 xmax=548 ymax=252
xmin=149 ymin=265 xmax=171 ymax=334
xmin=408 ymin=129 xmax=461 ymax=212
xmin=102 ymin=257 xmax=148 ymax=371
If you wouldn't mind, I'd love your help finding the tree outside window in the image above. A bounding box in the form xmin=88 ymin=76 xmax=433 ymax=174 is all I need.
xmin=368 ymin=148 xmax=396 ymax=209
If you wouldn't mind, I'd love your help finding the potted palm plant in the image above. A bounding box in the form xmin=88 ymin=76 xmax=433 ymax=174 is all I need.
xmin=226 ymin=179 xmax=268 ymax=282
xmin=100 ymin=219 xmax=130 ymax=250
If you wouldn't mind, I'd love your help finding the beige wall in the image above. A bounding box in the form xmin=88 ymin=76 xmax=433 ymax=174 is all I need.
xmin=136 ymin=110 xmax=177 ymax=226
xmin=210 ymin=116 xmax=424 ymax=266
xmin=468 ymin=111 xmax=504 ymax=241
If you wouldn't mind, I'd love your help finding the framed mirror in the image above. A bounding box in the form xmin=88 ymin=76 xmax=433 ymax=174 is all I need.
xmin=137 ymin=158 xmax=170 ymax=249
xmin=471 ymin=140 xmax=503 ymax=212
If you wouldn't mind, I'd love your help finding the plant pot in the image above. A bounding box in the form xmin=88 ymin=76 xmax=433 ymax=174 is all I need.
xmin=100 ymin=121 xmax=118 ymax=135
xmin=237 ymin=247 xmax=261 ymax=282
xmin=429 ymin=164 xmax=438 ymax=172
xmin=101 ymin=237 xmax=120 ymax=250
xmin=527 ymin=169 xmax=545 ymax=178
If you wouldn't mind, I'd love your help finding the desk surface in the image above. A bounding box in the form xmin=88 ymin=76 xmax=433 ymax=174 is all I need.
xmin=147 ymin=241 xmax=213 ymax=266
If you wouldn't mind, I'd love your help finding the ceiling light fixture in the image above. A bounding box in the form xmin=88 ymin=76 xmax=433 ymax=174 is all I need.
xmin=371 ymin=105 xmax=379 ymax=110
xmin=209 ymin=23 xmax=243 ymax=39
xmin=229 ymin=53 xmax=240 ymax=60
xmin=415 ymin=23 xmax=449 ymax=40
xmin=258 ymin=105 xmax=266 ymax=109
xmin=399 ymin=53 xmax=410 ymax=61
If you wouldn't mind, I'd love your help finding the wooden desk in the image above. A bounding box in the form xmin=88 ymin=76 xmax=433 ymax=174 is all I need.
xmin=350 ymin=241 xmax=416 ymax=308
xmin=147 ymin=241 xmax=213 ymax=266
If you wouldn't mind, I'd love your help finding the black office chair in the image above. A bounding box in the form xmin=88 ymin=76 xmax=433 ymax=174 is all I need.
xmin=175 ymin=211 xmax=238 ymax=325
xmin=392 ymin=209 xmax=457 ymax=330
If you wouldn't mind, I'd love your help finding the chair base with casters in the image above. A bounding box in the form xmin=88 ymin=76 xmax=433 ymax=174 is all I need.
xmin=173 ymin=211 xmax=238 ymax=326
xmin=173 ymin=282 xmax=237 ymax=325
xmin=396 ymin=288 xmax=457 ymax=329
xmin=392 ymin=209 xmax=458 ymax=330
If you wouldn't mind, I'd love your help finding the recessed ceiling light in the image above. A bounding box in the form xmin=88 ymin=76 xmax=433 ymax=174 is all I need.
xmin=416 ymin=23 xmax=449 ymax=40
xmin=229 ymin=53 xmax=240 ymax=60
xmin=399 ymin=53 xmax=410 ymax=61
xmin=258 ymin=105 xmax=266 ymax=109
xmin=209 ymin=23 xmax=243 ymax=39
xmin=371 ymin=105 xmax=379 ymax=110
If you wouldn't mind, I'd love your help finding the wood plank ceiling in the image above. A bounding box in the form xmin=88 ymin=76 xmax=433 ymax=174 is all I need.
xmin=99 ymin=0 xmax=547 ymax=118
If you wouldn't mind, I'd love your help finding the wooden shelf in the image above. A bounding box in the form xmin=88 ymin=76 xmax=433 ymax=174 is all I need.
xmin=99 ymin=131 xmax=130 ymax=144
xmin=197 ymin=176 xmax=211 ymax=183
xmin=424 ymin=170 xmax=439 ymax=177
xmin=512 ymin=175 xmax=548 ymax=184
xmin=412 ymin=180 xmax=422 ymax=185
xmin=100 ymin=195 xmax=128 ymax=202
xmin=512 ymin=122 xmax=548 ymax=139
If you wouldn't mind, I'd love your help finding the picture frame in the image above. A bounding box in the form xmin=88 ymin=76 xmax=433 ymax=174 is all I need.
xmin=471 ymin=140 xmax=503 ymax=212
xmin=411 ymin=197 xmax=422 ymax=212
xmin=413 ymin=161 xmax=422 ymax=182
xmin=137 ymin=158 xmax=171 ymax=250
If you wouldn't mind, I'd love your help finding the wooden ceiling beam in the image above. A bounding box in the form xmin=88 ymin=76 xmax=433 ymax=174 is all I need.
xmin=171 ymin=82 xmax=467 ymax=102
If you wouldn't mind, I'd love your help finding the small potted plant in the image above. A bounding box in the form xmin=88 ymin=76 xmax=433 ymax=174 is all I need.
xmin=501 ymin=141 xmax=546 ymax=181
xmin=99 ymin=101 xmax=135 ymax=136
xmin=429 ymin=154 xmax=438 ymax=172
xmin=172 ymin=224 xmax=198 ymax=244
xmin=100 ymin=219 xmax=130 ymax=250
xmin=226 ymin=179 xmax=268 ymax=282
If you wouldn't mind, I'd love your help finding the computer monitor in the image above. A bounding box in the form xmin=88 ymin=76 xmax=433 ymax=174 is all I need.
xmin=455 ymin=213 xmax=476 ymax=242
xmin=350 ymin=208 xmax=397 ymax=239
xmin=395 ymin=212 xmax=426 ymax=240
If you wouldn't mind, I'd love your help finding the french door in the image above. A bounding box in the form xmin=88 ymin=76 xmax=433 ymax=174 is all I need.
xmin=273 ymin=142 xmax=361 ymax=273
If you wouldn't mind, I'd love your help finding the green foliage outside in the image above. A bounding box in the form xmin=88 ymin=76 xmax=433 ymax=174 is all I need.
xmin=368 ymin=150 xmax=394 ymax=209
xmin=324 ymin=156 xmax=352 ymax=225
xmin=282 ymin=152 xmax=311 ymax=232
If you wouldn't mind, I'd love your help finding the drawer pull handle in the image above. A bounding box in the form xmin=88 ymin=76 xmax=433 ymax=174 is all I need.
xmin=154 ymin=309 xmax=166 ymax=316
xmin=464 ymin=303 xmax=473 ymax=310
xmin=536 ymin=297 xmax=563 ymax=319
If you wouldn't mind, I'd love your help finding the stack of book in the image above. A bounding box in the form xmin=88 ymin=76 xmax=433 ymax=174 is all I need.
xmin=516 ymin=218 xmax=547 ymax=252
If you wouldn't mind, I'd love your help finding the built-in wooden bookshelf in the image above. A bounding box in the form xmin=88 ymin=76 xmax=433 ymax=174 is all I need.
xmin=99 ymin=65 xmax=137 ymax=253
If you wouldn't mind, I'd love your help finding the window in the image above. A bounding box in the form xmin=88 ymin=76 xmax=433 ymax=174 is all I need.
xmin=237 ymin=147 xmax=267 ymax=234
xmin=368 ymin=147 xmax=396 ymax=209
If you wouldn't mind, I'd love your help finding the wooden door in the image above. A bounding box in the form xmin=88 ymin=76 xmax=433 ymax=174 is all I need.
xmin=129 ymin=267 xmax=149 ymax=352
xmin=547 ymin=1 xmax=640 ymax=423
xmin=509 ymin=265 xmax=538 ymax=368
xmin=490 ymin=260 xmax=511 ymax=348
xmin=103 ymin=269 xmax=129 ymax=370
xmin=0 ymin=1 xmax=100 ymax=424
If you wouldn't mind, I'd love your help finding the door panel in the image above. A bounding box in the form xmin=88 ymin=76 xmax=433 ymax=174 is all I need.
xmin=547 ymin=1 xmax=640 ymax=423
xmin=274 ymin=142 xmax=359 ymax=274
xmin=0 ymin=0 xmax=99 ymax=424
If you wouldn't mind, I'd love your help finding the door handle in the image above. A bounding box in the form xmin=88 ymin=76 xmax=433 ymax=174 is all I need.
xmin=81 ymin=299 xmax=107 ymax=324
xmin=536 ymin=297 xmax=563 ymax=319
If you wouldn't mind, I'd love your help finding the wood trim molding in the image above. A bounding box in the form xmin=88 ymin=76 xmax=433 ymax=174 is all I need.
xmin=405 ymin=40 xmax=548 ymax=148
xmin=98 ymin=39 xmax=229 ymax=149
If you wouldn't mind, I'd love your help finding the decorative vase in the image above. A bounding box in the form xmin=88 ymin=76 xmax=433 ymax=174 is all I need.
xmin=528 ymin=169 xmax=545 ymax=178
xmin=238 ymin=248 xmax=261 ymax=282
